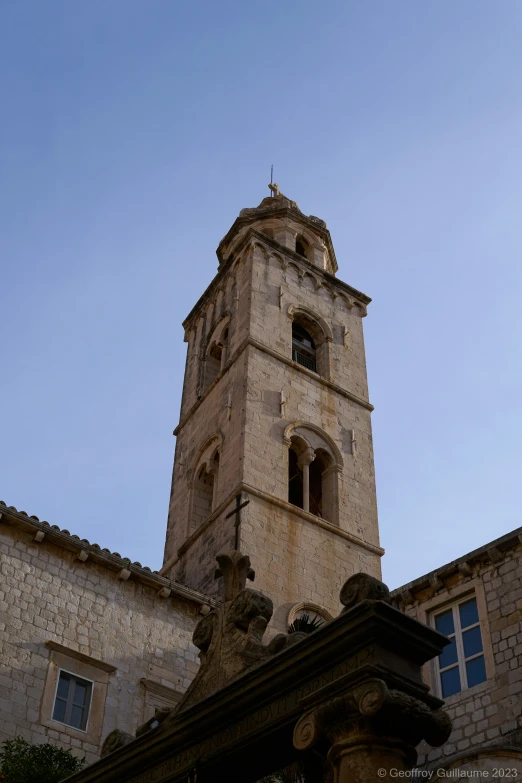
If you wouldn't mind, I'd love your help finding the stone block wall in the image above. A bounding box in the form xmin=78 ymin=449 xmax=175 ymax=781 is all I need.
xmin=392 ymin=534 xmax=522 ymax=768
xmin=239 ymin=494 xmax=381 ymax=629
xmin=0 ymin=523 xmax=200 ymax=764
xmin=249 ymin=244 xmax=370 ymax=401
xmin=243 ymin=343 xmax=380 ymax=548
xmin=163 ymin=350 xmax=248 ymax=570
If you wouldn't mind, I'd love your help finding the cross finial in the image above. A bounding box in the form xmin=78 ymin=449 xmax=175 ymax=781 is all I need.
xmin=214 ymin=551 xmax=255 ymax=602
xmin=268 ymin=182 xmax=280 ymax=197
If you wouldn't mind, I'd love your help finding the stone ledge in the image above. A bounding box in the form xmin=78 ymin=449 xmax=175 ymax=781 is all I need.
xmin=182 ymin=225 xmax=371 ymax=331
xmin=139 ymin=678 xmax=183 ymax=702
xmin=174 ymin=335 xmax=373 ymax=436
xmin=242 ymin=483 xmax=384 ymax=557
xmin=162 ymin=482 xmax=384 ymax=572
xmin=46 ymin=641 xmax=117 ymax=673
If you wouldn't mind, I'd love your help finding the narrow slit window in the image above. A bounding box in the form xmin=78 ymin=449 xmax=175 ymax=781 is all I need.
xmin=288 ymin=448 xmax=303 ymax=509
xmin=295 ymin=237 xmax=309 ymax=259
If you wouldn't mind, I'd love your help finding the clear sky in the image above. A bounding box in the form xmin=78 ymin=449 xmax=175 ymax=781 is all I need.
xmin=1 ymin=1 xmax=521 ymax=590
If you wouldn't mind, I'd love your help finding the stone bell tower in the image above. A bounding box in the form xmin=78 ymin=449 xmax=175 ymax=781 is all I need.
xmin=160 ymin=186 xmax=384 ymax=627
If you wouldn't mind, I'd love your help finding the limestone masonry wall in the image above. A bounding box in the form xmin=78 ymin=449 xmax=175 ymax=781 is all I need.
xmin=396 ymin=540 xmax=522 ymax=767
xmin=240 ymin=496 xmax=380 ymax=627
xmin=0 ymin=524 xmax=200 ymax=764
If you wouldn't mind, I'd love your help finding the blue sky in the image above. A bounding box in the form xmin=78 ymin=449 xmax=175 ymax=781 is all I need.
xmin=1 ymin=1 xmax=521 ymax=590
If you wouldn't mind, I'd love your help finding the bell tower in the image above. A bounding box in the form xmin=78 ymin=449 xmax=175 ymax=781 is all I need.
xmin=161 ymin=187 xmax=384 ymax=626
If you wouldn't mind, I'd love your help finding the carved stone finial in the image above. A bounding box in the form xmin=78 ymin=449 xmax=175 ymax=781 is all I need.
xmin=100 ymin=729 xmax=134 ymax=757
xmin=214 ymin=550 xmax=255 ymax=601
xmin=172 ymin=550 xmax=303 ymax=714
xmin=339 ymin=573 xmax=391 ymax=612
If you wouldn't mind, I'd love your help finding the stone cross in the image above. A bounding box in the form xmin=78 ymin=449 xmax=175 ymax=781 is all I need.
xmin=268 ymin=182 xmax=280 ymax=196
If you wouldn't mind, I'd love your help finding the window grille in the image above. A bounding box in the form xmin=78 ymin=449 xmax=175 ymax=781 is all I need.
xmin=52 ymin=671 xmax=92 ymax=731
xmin=292 ymin=323 xmax=318 ymax=373
xmin=292 ymin=348 xmax=316 ymax=372
xmin=432 ymin=596 xmax=487 ymax=698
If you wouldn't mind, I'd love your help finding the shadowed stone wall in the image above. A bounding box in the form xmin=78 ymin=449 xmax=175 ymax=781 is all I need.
xmin=0 ymin=522 xmax=201 ymax=764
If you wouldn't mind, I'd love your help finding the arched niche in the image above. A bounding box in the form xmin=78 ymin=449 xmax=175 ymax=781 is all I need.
xmin=202 ymin=314 xmax=231 ymax=390
xmin=188 ymin=434 xmax=223 ymax=534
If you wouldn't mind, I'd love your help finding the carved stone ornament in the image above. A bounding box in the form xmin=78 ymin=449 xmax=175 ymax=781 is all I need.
xmin=174 ymin=550 xmax=305 ymax=712
xmin=294 ymin=677 xmax=452 ymax=759
xmin=339 ymin=572 xmax=391 ymax=611
xmin=100 ymin=729 xmax=134 ymax=758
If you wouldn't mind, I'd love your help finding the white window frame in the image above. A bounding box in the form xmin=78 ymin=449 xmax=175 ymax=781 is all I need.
xmin=52 ymin=667 xmax=94 ymax=733
xmin=432 ymin=594 xmax=486 ymax=698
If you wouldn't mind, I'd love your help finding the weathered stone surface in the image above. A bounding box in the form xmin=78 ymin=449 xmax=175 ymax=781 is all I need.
xmin=65 ymin=564 xmax=451 ymax=783
xmin=163 ymin=195 xmax=383 ymax=620
xmin=390 ymin=528 xmax=522 ymax=770
xmin=340 ymin=572 xmax=391 ymax=611
xmin=100 ymin=729 xmax=134 ymax=757
xmin=0 ymin=521 xmax=200 ymax=764
xmin=175 ymin=551 xmax=298 ymax=712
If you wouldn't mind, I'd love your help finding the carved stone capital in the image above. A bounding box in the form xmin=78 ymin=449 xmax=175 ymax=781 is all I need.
xmin=294 ymin=679 xmax=388 ymax=751
xmin=297 ymin=447 xmax=316 ymax=468
xmin=294 ymin=679 xmax=451 ymax=782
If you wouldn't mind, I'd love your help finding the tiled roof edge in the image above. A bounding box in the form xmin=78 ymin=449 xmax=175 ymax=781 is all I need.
xmin=0 ymin=501 xmax=217 ymax=609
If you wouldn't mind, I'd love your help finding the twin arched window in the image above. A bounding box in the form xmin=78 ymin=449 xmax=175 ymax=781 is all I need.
xmin=286 ymin=425 xmax=342 ymax=525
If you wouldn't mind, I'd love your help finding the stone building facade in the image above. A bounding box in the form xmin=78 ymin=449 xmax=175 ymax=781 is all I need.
xmin=0 ymin=502 xmax=212 ymax=764
xmin=391 ymin=527 xmax=522 ymax=774
xmin=0 ymin=189 xmax=519 ymax=772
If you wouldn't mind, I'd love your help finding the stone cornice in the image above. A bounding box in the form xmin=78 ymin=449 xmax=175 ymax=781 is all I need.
xmin=46 ymin=641 xmax=117 ymax=673
xmin=182 ymin=227 xmax=371 ymax=332
xmin=391 ymin=526 xmax=522 ymax=607
xmin=0 ymin=502 xmax=216 ymax=609
xmin=216 ymin=201 xmax=339 ymax=269
xmin=61 ymin=597 xmax=449 ymax=783
xmin=174 ymin=335 xmax=373 ymax=436
xmin=162 ymin=481 xmax=384 ymax=570
xmin=237 ymin=228 xmax=371 ymax=305
xmin=139 ymin=678 xmax=182 ymax=702
xmin=241 ymin=483 xmax=385 ymax=557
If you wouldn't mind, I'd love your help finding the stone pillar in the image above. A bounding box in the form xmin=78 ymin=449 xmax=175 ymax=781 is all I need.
xmin=292 ymin=571 xmax=453 ymax=783
xmin=294 ymin=679 xmax=451 ymax=783
xmin=298 ymin=448 xmax=315 ymax=513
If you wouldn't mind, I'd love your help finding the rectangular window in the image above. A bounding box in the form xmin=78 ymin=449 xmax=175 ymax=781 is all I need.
xmin=52 ymin=670 xmax=93 ymax=731
xmin=433 ymin=596 xmax=487 ymax=698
